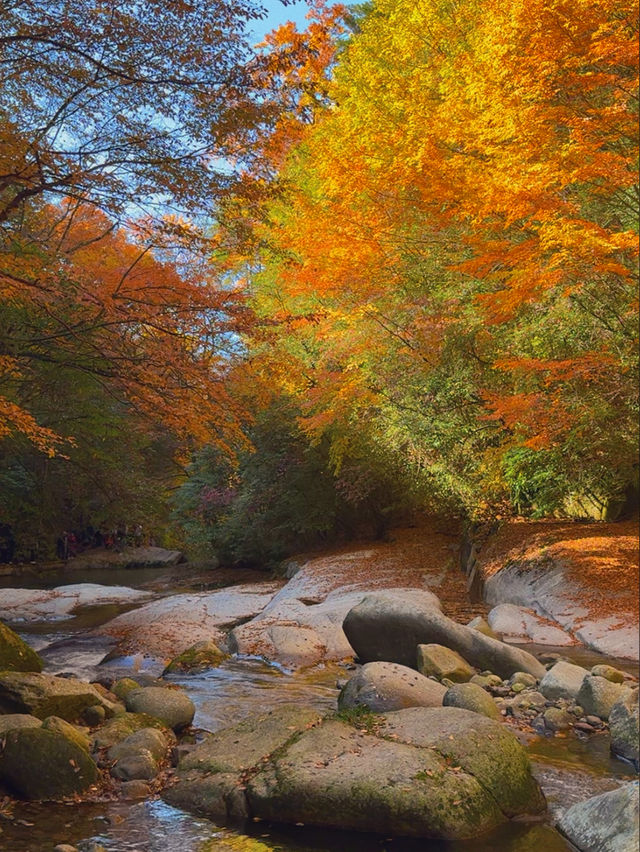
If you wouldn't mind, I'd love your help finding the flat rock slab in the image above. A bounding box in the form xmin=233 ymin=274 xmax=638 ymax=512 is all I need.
xmin=0 ymin=584 xmax=151 ymax=623
xmin=488 ymin=604 xmax=575 ymax=646
xmin=165 ymin=704 xmax=545 ymax=840
xmin=230 ymin=587 xmax=442 ymax=670
xmin=99 ymin=582 xmax=281 ymax=659
xmin=0 ymin=671 xmax=120 ymax=721
xmin=343 ymin=593 xmax=545 ymax=680
xmin=66 ymin=546 xmax=184 ymax=570
xmin=484 ymin=560 xmax=639 ymax=662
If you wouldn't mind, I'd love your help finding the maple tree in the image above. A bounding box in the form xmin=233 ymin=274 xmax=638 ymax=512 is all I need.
xmin=228 ymin=0 xmax=638 ymax=521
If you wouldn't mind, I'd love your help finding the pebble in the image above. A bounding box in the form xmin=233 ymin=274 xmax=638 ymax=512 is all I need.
xmin=574 ymin=721 xmax=595 ymax=734
xmin=585 ymin=715 xmax=604 ymax=728
xmin=53 ymin=845 xmax=78 ymax=852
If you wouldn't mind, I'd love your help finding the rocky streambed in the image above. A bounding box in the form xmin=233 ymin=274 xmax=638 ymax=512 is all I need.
xmin=0 ymin=542 xmax=638 ymax=852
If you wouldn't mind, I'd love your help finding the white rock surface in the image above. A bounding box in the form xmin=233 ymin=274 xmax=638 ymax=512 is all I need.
xmin=0 ymin=584 xmax=151 ymax=623
xmin=99 ymin=582 xmax=282 ymax=659
xmin=485 ymin=562 xmax=639 ymax=661
xmin=488 ymin=603 xmax=575 ymax=646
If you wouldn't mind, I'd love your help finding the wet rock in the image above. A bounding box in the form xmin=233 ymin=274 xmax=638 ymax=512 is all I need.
xmin=557 ymin=781 xmax=639 ymax=852
xmin=0 ymin=727 xmax=98 ymax=799
xmin=120 ymin=779 xmax=151 ymax=799
xmin=467 ymin=616 xmax=499 ymax=639
xmin=163 ymin=640 xmax=228 ymax=674
xmin=574 ymin=721 xmax=596 ymax=734
xmin=246 ymin=707 xmax=545 ymax=840
xmin=0 ymin=671 xmax=120 ymax=721
xmin=0 ymin=713 xmax=41 ymax=734
xmin=609 ymin=687 xmax=639 ymax=765
xmin=343 ymin=592 xmax=545 ymax=679
xmin=590 ymin=664 xmax=625 ymax=684
xmin=543 ymin=707 xmax=573 ymax=731
xmin=539 ymin=661 xmax=589 ymax=702
xmin=585 ymin=715 xmax=604 ymax=728
xmin=416 ymin=644 xmax=474 ymax=683
xmin=576 ymin=675 xmax=630 ymax=721
xmin=0 ymin=584 xmax=150 ymax=624
xmin=487 ymin=604 xmax=573 ymax=645
xmin=91 ymin=712 xmax=172 ymax=749
xmin=0 ymin=621 xmax=43 ymax=672
xmin=443 ymin=683 xmax=501 ymax=720
xmin=41 ymin=716 xmax=90 ymax=752
xmin=338 ymin=661 xmax=447 ymax=712
xmin=124 ymin=686 xmax=194 ymax=730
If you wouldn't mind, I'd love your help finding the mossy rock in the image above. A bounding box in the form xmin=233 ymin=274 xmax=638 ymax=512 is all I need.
xmin=110 ymin=678 xmax=141 ymax=701
xmin=42 ymin=716 xmax=91 ymax=752
xmin=199 ymin=837 xmax=276 ymax=852
xmin=0 ymin=727 xmax=99 ymax=799
xmin=0 ymin=622 xmax=42 ymax=672
xmin=0 ymin=714 xmax=41 ymax=734
xmin=124 ymin=686 xmax=195 ymax=731
xmin=0 ymin=671 xmax=119 ymax=721
xmin=443 ymin=683 xmax=501 ymax=720
xmin=163 ymin=640 xmax=229 ymax=675
xmin=92 ymin=712 xmax=172 ymax=750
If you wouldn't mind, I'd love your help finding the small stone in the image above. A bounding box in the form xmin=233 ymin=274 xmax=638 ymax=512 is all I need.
xmin=574 ymin=721 xmax=595 ymax=734
xmin=120 ymin=779 xmax=151 ymax=799
xmin=53 ymin=845 xmax=78 ymax=852
xmin=111 ymin=678 xmax=141 ymax=701
xmin=470 ymin=674 xmax=502 ymax=689
xmin=585 ymin=715 xmax=604 ymax=728
xmin=543 ymin=707 xmax=573 ymax=731
xmin=81 ymin=704 xmax=106 ymax=726
xmin=512 ymin=683 xmax=526 ymax=694
xmin=110 ymin=748 xmax=157 ymax=781
xmin=443 ymin=683 xmax=501 ymax=719
xmin=510 ymin=672 xmax=538 ymax=689
xmin=569 ymin=705 xmax=584 ymax=717
xmin=441 ymin=677 xmax=454 ymax=688
xmin=591 ymin=665 xmax=625 ymax=684
xmin=531 ymin=715 xmax=547 ymax=735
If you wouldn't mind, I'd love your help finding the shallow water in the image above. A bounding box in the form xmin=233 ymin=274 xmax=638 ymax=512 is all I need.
xmin=2 ymin=565 xmax=637 ymax=852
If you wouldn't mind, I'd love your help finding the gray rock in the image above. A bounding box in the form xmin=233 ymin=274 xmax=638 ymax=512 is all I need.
xmin=108 ymin=727 xmax=168 ymax=762
xmin=416 ymin=644 xmax=474 ymax=682
xmin=539 ymin=661 xmax=589 ymax=702
xmin=609 ymin=688 xmax=639 ymax=765
xmin=163 ymin=640 xmax=228 ymax=674
xmin=110 ymin=748 xmax=157 ymax=781
xmin=0 ymin=727 xmax=98 ymax=799
xmin=343 ymin=593 xmax=545 ymax=679
xmin=576 ymin=675 xmax=630 ymax=721
xmin=338 ymin=661 xmax=447 ymax=712
xmin=125 ymin=686 xmax=194 ymax=730
xmin=443 ymin=683 xmax=501 ymax=720
xmin=591 ymin=664 xmax=625 ymax=684
xmin=0 ymin=671 xmax=120 ymax=721
xmin=488 ymin=604 xmax=572 ymax=645
xmin=120 ymin=779 xmax=152 ymax=799
xmin=0 ymin=714 xmax=41 ymax=734
xmin=557 ymin=781 xmax=639 ymax=852
xmin=91 ymin=712 xmax=172 ymax=749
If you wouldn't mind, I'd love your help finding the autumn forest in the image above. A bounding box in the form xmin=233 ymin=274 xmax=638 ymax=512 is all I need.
xmin=0 ymin=0 xmax=638 ymax=565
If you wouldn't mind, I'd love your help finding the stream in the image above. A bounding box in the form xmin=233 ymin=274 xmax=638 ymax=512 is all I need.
xmin=1 ymin=564 xmax=637 ymax=852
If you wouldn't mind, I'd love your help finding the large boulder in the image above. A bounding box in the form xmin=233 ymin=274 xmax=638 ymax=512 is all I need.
xmin=0 ymin=622 xmax=43 ymax=671
xmin=443 ymin=683 xmax=501 ymax=720
xmin=124 ymin=686 xmax=194 ymax=730
xmin=338 ymin=662 xmax=447 ymax=712
xmin=0 ymin=671 xmax=121 ymax=721
xmin=557 ymin=781 xmax=639 ymax=852
xmin=539 ymin=661 xmax=589 ymax=701
xmin=343 ymin=593 xmax=545 ymax=679
xmin=0 ymin=714 xmax=41 ymax=734
xmin=609 ymin=688 xmax=639 ymax=766
xmin=0 ymin=727 xmax=99 ymax=799
xmin=166 ymin=704 xmax=545 ymax=840
xmin=416 ymin=644 xmax=474 ymax=682
xmin=576 ymin=675 xmax=630 ymax=721
xmin=164 ymin=705 xmax=323 ymax=821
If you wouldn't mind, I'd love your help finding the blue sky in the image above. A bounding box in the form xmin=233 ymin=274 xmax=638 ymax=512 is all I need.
xmin=250 ymin=1 xmax=315 ymax=41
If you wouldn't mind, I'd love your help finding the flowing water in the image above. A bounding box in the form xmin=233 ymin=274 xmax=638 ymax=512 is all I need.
xmin=1 ymin=565 xmax=637 ymax=852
